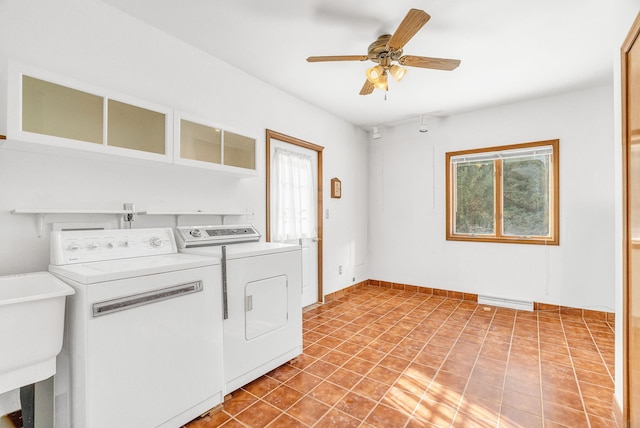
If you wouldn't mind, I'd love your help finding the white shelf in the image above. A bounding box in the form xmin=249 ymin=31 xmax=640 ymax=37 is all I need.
xmin=12 ymin=209 xmax=253 ymax=236
xmin=11 ymin=208 xmax=141 ymax=237
xmin=143 ymin=211 xmax=247 ymax=226
xmin=11 ymin=209 xmax=142 ymax=215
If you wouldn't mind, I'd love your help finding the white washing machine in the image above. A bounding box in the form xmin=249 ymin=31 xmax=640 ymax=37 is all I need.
xmin=49 ymin=228 xmax=224 ymax=428
xmin=175 ymin=225 xmax=302 ymax=394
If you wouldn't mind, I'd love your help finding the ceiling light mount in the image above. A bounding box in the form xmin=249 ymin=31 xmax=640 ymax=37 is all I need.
xmin=419 ymin=115 xmax=429 ymax=133
xmin=372 ymin=125 xmax=381 ymax=140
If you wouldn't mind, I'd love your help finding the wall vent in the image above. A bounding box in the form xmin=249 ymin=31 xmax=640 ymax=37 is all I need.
xmin=477 ymin=295 xmax=533 ymax=312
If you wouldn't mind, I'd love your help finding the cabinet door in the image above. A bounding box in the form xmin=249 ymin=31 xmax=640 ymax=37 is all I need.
xmin=223 ymin=130 xmax=256 ymax=169
xmin=174 ymin=112 xmax=257 ymax=176
xmin=22 ymin=75 xmax=103 ymax=144
xmin=179 ymin=119 xmax=222 ymax=164
xmin=107 ymin=99 xmax=166 ymax=155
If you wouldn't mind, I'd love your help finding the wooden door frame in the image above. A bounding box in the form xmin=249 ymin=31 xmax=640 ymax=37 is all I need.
xmin=622 ymin=11 xmax=640 ymax=426
xmin=265 ymin=129 xmax=324 ymax=304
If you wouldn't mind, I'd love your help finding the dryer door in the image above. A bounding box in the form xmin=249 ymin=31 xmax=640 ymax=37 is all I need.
xmin=245 ymin=275 xmax=288 ymax=340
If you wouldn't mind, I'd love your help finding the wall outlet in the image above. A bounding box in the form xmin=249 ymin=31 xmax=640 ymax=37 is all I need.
xmin=338 ymin=265 xmax=342 ymax=275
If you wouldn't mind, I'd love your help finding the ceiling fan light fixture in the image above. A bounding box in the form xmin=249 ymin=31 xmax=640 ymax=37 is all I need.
xmin=366 ymin=65 xmax=384 ymax=84
xmin=389 ymin=64 xmax=407 ymax=82
xmin=373 ymin=71 xmax=388 ymax=90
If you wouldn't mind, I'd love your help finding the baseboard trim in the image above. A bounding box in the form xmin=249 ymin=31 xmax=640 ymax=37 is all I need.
xmin=324 ymin=279 xmax=614 ymax=322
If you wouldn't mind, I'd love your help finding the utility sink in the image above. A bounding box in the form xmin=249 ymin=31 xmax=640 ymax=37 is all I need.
xmin=0 ymin=272 xmax=74 ymax=394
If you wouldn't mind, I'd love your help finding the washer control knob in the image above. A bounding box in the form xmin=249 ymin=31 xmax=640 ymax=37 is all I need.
xmin=120 ymin=241 xmax=129 ymax=247
xmin=88 ymin=243 xmax=98 ymax=250
xmin=106 ymin=242 xmax=114 ymax=249
xmin=150 ymin=237 xmax=164 ymax=248
xmin=190 ymin=229 xmax=202 ymax=238
xmin=68 ymin=244 xmax=80 ymax=252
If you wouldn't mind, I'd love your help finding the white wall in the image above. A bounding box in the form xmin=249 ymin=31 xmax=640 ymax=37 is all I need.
xmin=0 ymin=0 xmax=369 ymax=413
xmin=369 ymin=85 xmax=615 ymax=311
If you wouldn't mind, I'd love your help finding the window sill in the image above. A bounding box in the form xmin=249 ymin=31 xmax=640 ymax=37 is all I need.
xmin=446 ymin=234 xmax=559 ymax=246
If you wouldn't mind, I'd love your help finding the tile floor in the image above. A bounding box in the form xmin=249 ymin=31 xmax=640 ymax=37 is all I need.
xmin=185 ymin=286 xmax=616 ymax=428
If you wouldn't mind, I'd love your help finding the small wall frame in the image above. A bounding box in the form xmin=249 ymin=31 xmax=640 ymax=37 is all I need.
xmin=331 ymin=178 xmax=341 ymax=199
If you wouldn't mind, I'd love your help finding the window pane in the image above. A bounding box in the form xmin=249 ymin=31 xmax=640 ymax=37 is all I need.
xmin=502 ymin=155 xmax=550 ymax=236
xmin=455 ymin=161 xmax=495 ymax=234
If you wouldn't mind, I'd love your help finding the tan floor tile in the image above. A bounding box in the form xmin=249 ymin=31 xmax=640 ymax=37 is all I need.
xmin=413 ymin=398 xmax=456 ymax=427
xmin=304 ymin=360 xmax=338 ymax=378
xmin=285 ymin=371 xmax=323 ymax=394
xmin=242 ymin=376 xmax=281 ymax=398
xmin=266 ymin=413 xmax=308 ymax=427
xmin=352 ymin=377 xmax=391 ymax=401
xmin=365 ymin=403 xmax=411 ymax=427
xmin=341 ymin=356 xmax=375 ymax=375
xmin=235 ymin=400 xmax=282 ymax=428
xmin=185 ymin=409 xmax=231 ymax=427
xmin=262 ymin=385 xmax=304 ymax=411
xmin=308 ymin=381 xmax=348 ymax=406
xmin=499 ymin=405 xmax=543 ymax=427
xmin=542 ymin=385 xmax=584 ymax=411
xmin=543 ymin=401 xmax=590 ymax=426
xmin=470 ymin=365 xmax=505 ymax=386
xmin=433 ymin=370 xmax=469 ymax=393
xmin=334 ymin=391 xmax=377 ymax=421
xmin=502 ymin=388 xmax=542 ymax=416
xmin=218 ymin=419 xmax=247 ymax=428
xmin=367 ymin=365 xmax=401 ymax=385
xmin=454 ymin=410 xmax=498 ymax=427
xmin=314 ymin=409 xmax=360 ymax=428
xmin=286 ymin=396 xmax=330 ymax=426
xmin=223 ymin=389 xmax=258 ymax=415
xmin=185 ymin=286 xmax=614 ymax=428
xmin=458 ymin=396 xmax=501 ymax=422
xmin=393 ymin=372 xmax=432 ymax=396
xmin=319 ymin=349 xmax=350 ymax=366
xmin=267 ymin=363 xmax=301 ymax=383
xmin=380 ymin=386 xmax=421 ymax=414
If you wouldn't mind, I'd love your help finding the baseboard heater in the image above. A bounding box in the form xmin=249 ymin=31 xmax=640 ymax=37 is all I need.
xmin=477 ymin=295 xmax=533 ymax=312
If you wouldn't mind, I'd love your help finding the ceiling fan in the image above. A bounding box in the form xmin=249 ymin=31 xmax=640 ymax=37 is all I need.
xmin=306 ymin=9 xmax=460 ymax=95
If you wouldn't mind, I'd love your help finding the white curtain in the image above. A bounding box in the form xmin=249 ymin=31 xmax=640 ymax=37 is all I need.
xmin=272 ymin=147 xmax=317 ymax=242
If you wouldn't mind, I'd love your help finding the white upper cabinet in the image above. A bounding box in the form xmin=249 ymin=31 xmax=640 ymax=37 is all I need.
xmin=6 ymin=63 xmax=257 ymax=176
xmin=7 ymin=63 xmax=172 ymax=163
xmin=173 ymin=111 xmax=257 ymax=176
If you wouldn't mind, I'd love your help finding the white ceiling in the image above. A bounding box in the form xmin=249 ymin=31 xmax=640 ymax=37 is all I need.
xmin=100 ymin=0 xmax=615 ymax=128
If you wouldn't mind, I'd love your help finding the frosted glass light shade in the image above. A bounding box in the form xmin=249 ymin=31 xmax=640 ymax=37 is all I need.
xmin=389 ymin=64 xmax=407 ymax=82
xmin=366 ymin=65 xmax=384 ymax=84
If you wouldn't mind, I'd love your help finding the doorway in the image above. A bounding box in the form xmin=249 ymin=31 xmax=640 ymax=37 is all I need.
xmin=623 ymin=11 xmax=640 ymax=426
xmin=266 ymin=129 xmax=324 ymax=306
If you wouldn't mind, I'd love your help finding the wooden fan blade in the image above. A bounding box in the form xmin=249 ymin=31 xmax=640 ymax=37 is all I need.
xmin=399 ymin=55 xmax=461 ymax=71
xmin=359 ymin=80 xmax=374 ymax=95
xmin=387 ymin=9 xmax=431 ymax=51
xmin=307 ymin=55 xmax=368 ymax=62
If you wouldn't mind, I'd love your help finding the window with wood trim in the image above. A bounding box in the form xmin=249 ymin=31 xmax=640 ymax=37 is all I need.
xmin=446 ymin=139 xmax=559 ymax=245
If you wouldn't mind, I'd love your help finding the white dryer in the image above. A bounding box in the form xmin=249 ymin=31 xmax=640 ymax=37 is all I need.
xmin=175 ymin=225 xmax=302 ymax=394
xmin=49 ymin=228 xmax=224 ymax=428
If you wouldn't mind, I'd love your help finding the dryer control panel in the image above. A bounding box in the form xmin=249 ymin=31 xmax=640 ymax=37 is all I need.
xmin=50 ymin=228 xmax=178 ymax=265
xmin=175 ymin=225 xmax=261 ymax=248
